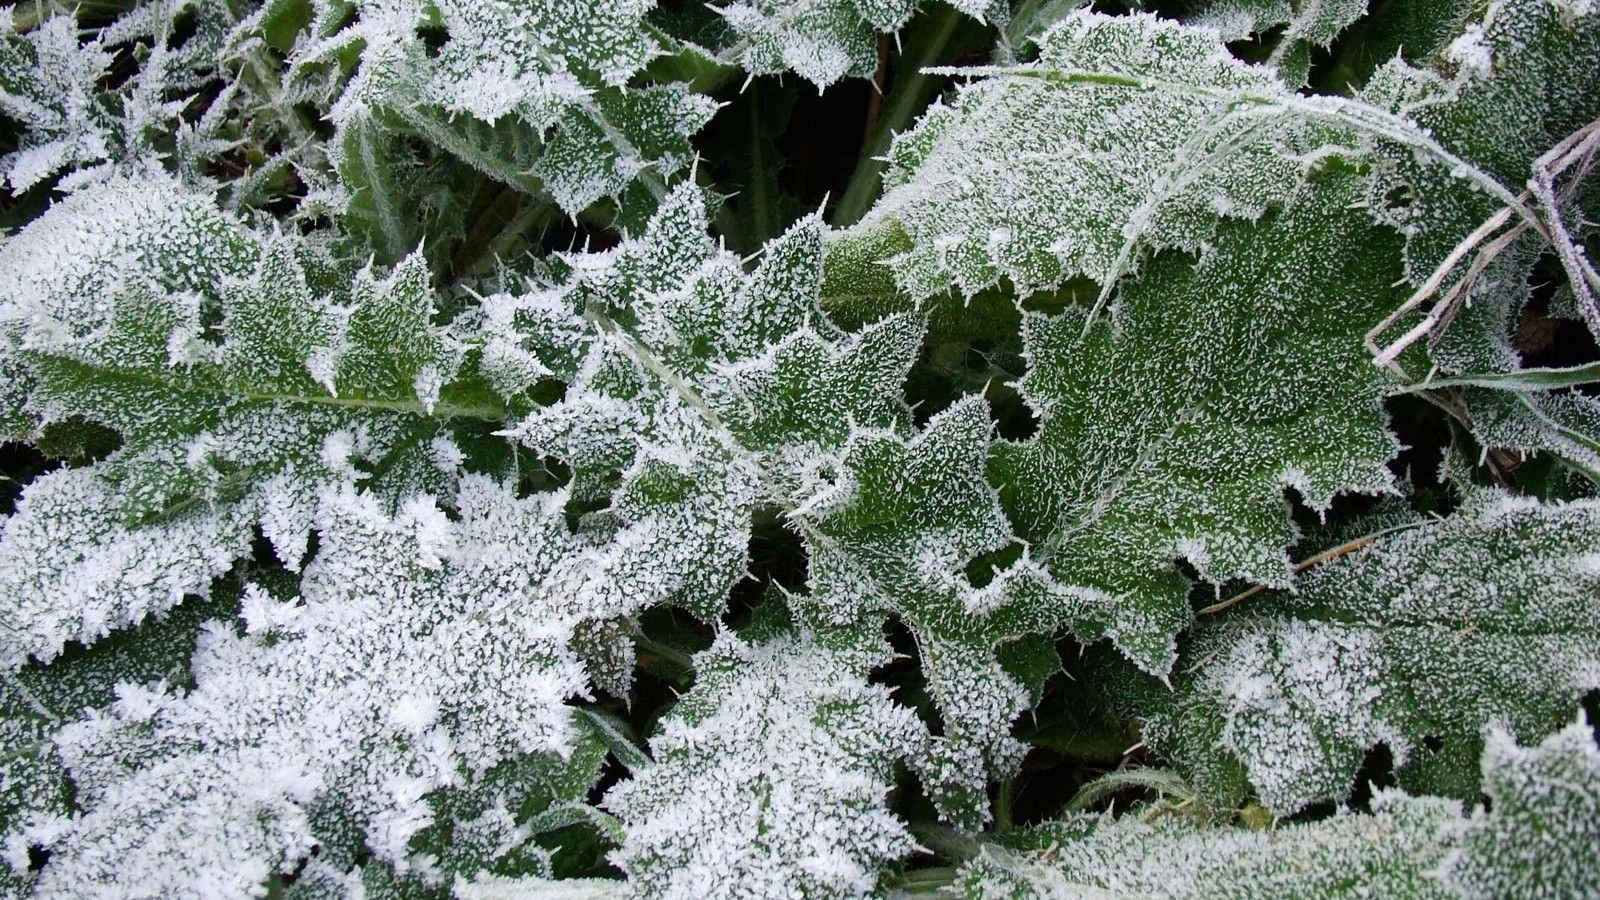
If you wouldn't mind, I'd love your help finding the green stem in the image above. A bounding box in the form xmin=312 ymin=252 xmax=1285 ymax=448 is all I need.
xmin=832 ymin=3 xmax=966 ymax=228
xmin=893 ymin=866 xmax=961 ymax=895
xmin=1406 ymin=360 xmax=1600 ymax=392
xmin=632 ymin=631 xmax=696 ymax=674
xmin=910 ymin=822 xmax=984 ymax=863
xmin=994 ymin=778 xmax=1015 ymax=832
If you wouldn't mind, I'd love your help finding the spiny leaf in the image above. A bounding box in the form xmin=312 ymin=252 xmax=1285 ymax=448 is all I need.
xmin=991 ymin=169 xmax=1404 ymax=675
xmin=271 ymin=0 xmax=718 ymax=240
xmin=1357 ymin=0 xmax=1600 ymax=482
xmin=1124 ymin=492 xmax=1600 ymax=815
xmin=17 ymin=478 xmax=596 ymax=895
xmin=957 ymin=791 xmax=1462 ymax=899
xmin=500 ymin=185 xmax=923 ymax=623
xmin=1189 ymin=0 xmax=1370 ymax=85
xmin=834 ymin=10 xmax=1354 ymax=301
xmin=604 ymin=630 xmax=926 ymax=900
xmin=1442 ymin=716 xmax=1600 ymax=899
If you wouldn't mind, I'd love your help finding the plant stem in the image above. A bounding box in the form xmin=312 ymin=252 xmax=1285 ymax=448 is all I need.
xmin=994 ymin=778 xmax=1014 ymax=832
xmin=832 ymin=3 xmax=967 ymax=227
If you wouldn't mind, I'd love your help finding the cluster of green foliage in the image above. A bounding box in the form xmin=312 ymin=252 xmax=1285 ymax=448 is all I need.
xmin=1 ymin=0 xmax=1598 ymax=897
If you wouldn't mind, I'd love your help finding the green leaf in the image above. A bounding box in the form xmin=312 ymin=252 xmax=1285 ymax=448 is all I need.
xmin=1442 ymin=716 xmax=1600 ymax=899
xmin=1361 ymin=0 xmax=1600 ymax=374
xmin=833 ymin=10 xmax=1354 ymax=302
xmin=1126 ymin=493 xmax=1600 ymax=815
xmin=19 ymin=478 xmax=598 ymax=894
xmin=714 ymin=0 xmax=915 ymax=87
xmin=991 ymin=169 xmax=1404 ymax=675
xmin=799 ymin=396 xmax=1048 ymax=827
xmin=1189 ymin=0 xmax=1370 ymax=85
xmin=276 ymin=0 xmax=718 ymax=239
xmin=501 ymin=185 xmax=924 ymax=623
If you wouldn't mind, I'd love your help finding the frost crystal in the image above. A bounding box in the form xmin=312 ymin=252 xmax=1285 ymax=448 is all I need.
xmin=1443 ymin=717 xmax=1600 ymax=899
xmin=268 ymin=0 xmax=717 ymax=247
xmin=959 ymin=792 xmax=1463 ymax=899
xmin=716 ymin=0 xmax=918 ymax=86
xmin=15 ymin=479 xmax=597 ymax=896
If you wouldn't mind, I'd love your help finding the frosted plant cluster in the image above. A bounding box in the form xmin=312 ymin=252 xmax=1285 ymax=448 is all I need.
xmin=2 ymin=0 xmax=1599 ymax=897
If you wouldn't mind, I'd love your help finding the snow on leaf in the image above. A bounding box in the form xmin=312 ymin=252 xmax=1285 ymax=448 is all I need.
xmin=1128 ymin=493 xmax=1600 ymax=816
xmin=957 ymin=792 xmax=1463 ymax=899
xmin=604 ymin=630 xmax=925 ymax=900
xmin=1442 ymin=716 xmax=1600 ymax=899
xmin=17 ymin=478 xmax=597 ymax=896
xmin=835 ymin=9 xmax=1355 ymax=301
xmin=990 ymin=169 xmax=1404 ymax=675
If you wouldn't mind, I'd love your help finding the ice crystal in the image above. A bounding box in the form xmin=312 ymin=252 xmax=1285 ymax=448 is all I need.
xmin=11 ymin=479 xmax=597 ymax=896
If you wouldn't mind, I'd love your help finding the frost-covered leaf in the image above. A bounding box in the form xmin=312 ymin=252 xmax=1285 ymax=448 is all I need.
xmin=0 ymin=466 xmax=255 ymax=669
xmin=0 ymin=584 xmax=239 ymax=898
xmin=990 ymin=170 xmax=1403 ymax=674
xmin=1191 ymin=0 xmax=1369 ymax=45
xmin=0 ymin=11 xmax=113 ymax=192
xmin=709 ymin=0 xmax=999 ymax=86
xmin=1126 ymin=493 xmax=1600 ymax=815
xmin=268 ymin=0 xmax=718 ymax=238
xmin=1189 ymin=0 xmax=1369 ymax=84
xmin=1356 ymin=0 xmax=1600 ymax=482
xmin=714 ymin=0 xmax=914 ymax=86
xmin=1360 ymin=0 xmax=1600 ymax=363
xmin=0 ymin=174 xmax=510 ymax=664
xmin=1442 ymin=716 xmax=1600 ymax=899
xmin=15 ymin=478 xmax=597 ymax=896
xmin=957 ymin=791 xmax=1462 ymax=899
xmin=960 ymin=716 xmax=1600 ymax=898
xmin=835 ymin=10 xmax=1356 ymax=300
xmin=605 ymin=630 xmax=925 ymax=899
xmin=1458 ymin=386 xmax=1600 ymax=484
xmin=799 ymin=396 xmax=1063 ymax=826
xmin=0 ymin=2 xmax=245 ymax=192
xmin=501 ymin=185 xmax=923 ymax=622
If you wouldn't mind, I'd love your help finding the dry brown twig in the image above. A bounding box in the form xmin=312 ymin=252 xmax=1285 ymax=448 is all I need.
xmin=1367 ymin=118 xmax=1600 ymax=379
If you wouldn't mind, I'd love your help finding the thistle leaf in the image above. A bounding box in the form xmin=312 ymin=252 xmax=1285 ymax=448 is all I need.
xmin=1442 ymin=716 xmax=1600 ymax=899
xmin=991 ymin=170 xmax=1404 ymax=674
xmin=1126 ymin=493 xmax=1600 ymax=815
xmin=957 ymin=792 xmax=1462 ymax=899
xmin=836 ymin=10 xmax=1353 ymax=300
xmin=604 ymin=631 xmax=926 ymax=899
xmin=17 ymin=478 xmax=597 ymax=895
